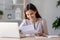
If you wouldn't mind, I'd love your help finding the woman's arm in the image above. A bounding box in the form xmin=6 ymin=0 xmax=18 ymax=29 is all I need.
xmin=37 ymin=19 xmax=48 ymax=36
xmin=42 ymin=19 xmax=48 ymax=36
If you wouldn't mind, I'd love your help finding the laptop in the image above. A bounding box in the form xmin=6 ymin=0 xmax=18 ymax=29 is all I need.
xmin=0 ymin=22 xmax=20 ymax=38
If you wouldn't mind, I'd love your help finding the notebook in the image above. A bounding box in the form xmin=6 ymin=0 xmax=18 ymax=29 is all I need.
xmin=0 ymin=22 xmax=20 ymax=38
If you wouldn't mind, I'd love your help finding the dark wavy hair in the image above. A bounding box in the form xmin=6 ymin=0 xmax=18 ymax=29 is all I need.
xmin=24 ymin=3 xmax=41 ymax=19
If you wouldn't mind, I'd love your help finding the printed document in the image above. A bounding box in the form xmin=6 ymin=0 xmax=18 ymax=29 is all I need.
xmin=20 ymin=25 xmax=37 ymax=34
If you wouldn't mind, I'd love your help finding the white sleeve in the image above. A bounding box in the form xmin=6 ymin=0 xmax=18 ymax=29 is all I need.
xmin=19 ymin=19 xmax=27 ymax=30
xmin=42 ymin=19 xmax=48 ymax=35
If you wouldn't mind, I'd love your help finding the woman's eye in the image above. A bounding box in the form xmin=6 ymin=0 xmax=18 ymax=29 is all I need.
xmin=26 ymin=12 xmax=34 ymax=16
xmin=30 ymin=13 xmax=33 ymax=15
xmin=32 ymin=13 xmax=33 ymax=14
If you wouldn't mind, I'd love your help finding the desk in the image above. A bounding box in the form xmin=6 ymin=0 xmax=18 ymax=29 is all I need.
xmin=20 ymin=37 xmax=60 ymax=40
xmin=0 ymin=37 xmax=60 ymax=40
xmin=20 ymin=37 xmax=47 ymax=40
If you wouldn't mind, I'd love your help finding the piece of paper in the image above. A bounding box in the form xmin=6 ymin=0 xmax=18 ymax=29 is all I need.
xmin=34 ymin=36 xmax=47 ymax=38
xmin=20 ymin=25 xmax=38 ymax=34
xmin=34 ymin=35 xmax=60 ymax=38
xmin=47 ymin=35 xmax=60 ymax=38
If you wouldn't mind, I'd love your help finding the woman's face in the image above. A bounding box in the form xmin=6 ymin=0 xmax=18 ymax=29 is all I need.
xmin=26 ymin=9 xmax=36 ymax=20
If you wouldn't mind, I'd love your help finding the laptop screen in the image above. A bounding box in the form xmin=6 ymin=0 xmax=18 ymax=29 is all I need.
xmin=0 ymin=22 xmax=20 ymax=38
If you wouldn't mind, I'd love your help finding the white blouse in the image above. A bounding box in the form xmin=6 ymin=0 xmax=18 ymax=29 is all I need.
xmin=19 ymin=18 xmax=48 ymax=35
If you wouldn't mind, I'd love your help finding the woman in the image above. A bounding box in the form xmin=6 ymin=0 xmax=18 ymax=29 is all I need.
xmin=19 ymin=3 xmax=48 ymax=36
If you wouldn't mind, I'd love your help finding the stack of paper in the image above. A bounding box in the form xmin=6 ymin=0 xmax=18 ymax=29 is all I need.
xmin=34 ymin=36 xmax=47 ymax=38
xmin=34 ymin=35 xmax=60 ymax=38
xmin=47 ymin=35 xmax=60 ymax=38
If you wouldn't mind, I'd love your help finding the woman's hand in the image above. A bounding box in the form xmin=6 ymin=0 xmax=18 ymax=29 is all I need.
xmin=19 ymin=30 xmax=23 ymax=34
xmin=19 ymin=30 xmax=22 ymax=32
xmin=37 ymin=32 xmax=43 ymax=36
xmin=37 ymin=32 xmax=48 ymax=36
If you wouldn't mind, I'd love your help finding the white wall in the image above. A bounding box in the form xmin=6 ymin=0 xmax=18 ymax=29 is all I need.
xmin=30 ymin=0 xmax=60 ymax=35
